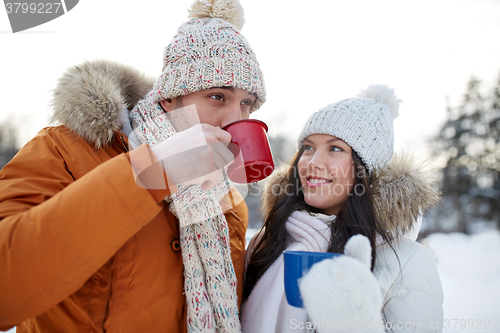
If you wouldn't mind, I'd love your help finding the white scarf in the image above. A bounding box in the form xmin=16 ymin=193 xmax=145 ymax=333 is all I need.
xmin=241 ymin=211 xmax=332 ymax=333
xmin=128 ymin=97 xmax=241 ymax=332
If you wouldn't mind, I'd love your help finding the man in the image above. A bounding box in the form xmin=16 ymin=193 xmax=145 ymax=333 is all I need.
xmin=0 ymin=0 xmax=265 ymax=332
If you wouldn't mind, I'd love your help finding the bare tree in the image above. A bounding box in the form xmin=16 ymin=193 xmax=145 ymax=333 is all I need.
xmin=0 ymin=122 xmax=19 ymax=169
xmin=430 ymin=74 xmax=500 ymax=233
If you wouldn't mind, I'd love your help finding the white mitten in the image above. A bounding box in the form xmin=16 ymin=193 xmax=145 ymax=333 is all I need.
xmin=299 ymin=235 xmax=385 ymax=333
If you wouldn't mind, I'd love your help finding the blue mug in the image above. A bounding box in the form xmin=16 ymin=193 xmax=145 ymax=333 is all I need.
xmin=283 ymin=250 xmax=341 ymax=308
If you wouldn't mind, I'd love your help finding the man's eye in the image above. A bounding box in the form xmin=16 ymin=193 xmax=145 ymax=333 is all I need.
xmin=241 ymin=99 xmax=254 ymax=106
xmin=210 ymin=94 xmax=224 ymax=101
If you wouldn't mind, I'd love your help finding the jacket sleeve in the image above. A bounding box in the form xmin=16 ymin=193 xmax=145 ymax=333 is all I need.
xmin=381 ymin=243 xmax=444 ymax=333
xmin=0 ymin=130 xmax=164 ymax=330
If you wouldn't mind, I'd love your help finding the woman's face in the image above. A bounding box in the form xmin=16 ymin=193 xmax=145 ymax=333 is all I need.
xmin=298 ymin=134 xmax=356 ymax=215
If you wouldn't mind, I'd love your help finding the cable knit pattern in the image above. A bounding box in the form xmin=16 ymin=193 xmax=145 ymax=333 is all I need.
xmin=299 ymin=236 xmax=385 ymax=333
xmin=152 ymin=0 xmax=266 ymax=112
xmin=296 ymin=85 xmax=401 ymax=175
xmin=129 ymin=94 xmax=240 ymax=332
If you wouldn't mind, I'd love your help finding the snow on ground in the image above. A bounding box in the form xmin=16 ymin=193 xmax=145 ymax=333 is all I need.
xmin=424 ymin=230 xmax=500 ymax=332
xmin=5 ymin=230 xmax=499 ymax=333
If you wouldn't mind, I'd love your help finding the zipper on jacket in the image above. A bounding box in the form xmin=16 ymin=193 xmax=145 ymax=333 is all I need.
xmin=118 ymin=135 xmax=129 ymax=152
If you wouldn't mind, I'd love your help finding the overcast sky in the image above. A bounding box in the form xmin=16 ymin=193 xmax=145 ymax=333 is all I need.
xmin=1 ymin=0 xmax=500 ymax=163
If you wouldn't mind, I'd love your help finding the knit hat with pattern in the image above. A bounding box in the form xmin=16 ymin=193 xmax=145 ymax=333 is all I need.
xmin=152 ymin=0 xmax=266 ymax=112
xmin=297 ymin=85 xmax=402 ymax=175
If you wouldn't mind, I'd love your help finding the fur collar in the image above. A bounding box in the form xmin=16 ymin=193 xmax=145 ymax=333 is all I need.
xmin=50 ymin=59 xmax=156 ymax=148
xmin=260 ymin=153 xmax=441 ymax=235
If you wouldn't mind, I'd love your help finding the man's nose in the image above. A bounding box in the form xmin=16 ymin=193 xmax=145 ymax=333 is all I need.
xmin=220 ymin=104 xmax=243 ymax=128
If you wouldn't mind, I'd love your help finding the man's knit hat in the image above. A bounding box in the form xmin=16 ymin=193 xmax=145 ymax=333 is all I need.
xmin=152 ymin=0 xmax=266 ymax=112
xmin=297 ymin=85 xmax=402 ymax=175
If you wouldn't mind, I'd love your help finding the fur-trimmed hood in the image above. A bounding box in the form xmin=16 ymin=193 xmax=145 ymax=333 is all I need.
xmin=260 ymin=153 xmax=441 ymax=236
xmin=50 ymin=59 xmax=156 ymax=148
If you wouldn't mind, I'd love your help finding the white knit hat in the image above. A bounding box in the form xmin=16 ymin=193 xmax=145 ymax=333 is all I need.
xmin=152 ymin=0 xmax=266 ymax=112
xmin=297 ymin=85 xmax=402 ymax=175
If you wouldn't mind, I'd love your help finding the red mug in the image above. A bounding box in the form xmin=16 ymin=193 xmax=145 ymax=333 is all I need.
xmin=222 ymin=119 xmax=274 ymax=183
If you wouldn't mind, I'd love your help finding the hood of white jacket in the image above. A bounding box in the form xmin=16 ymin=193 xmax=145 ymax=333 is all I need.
xmin=260 ymin=154 xmax=441 ymax=237
xmin=50 ymin=59 xmax=155 ymax=148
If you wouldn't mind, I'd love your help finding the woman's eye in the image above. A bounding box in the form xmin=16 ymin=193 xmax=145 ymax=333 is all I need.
xmin=330 ymin=146 xmax=342 ymax=152
xmin=241 ymin=100 xmax=252 ymax=106
xmin=304 ymin=145 xmax=314 ymax=151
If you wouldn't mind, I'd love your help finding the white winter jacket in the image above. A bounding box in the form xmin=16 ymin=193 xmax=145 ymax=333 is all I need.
xmin=374 ymin=236 xmax=444 ymax=332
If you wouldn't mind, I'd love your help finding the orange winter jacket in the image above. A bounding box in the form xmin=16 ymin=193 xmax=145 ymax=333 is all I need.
xmin=0 ymin=60 xmax=249 ymax=333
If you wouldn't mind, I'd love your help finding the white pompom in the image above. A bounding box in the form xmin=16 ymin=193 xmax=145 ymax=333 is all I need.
xmin=188 ymin=0 xmax=245 ymax=31
xmin=357 ymin=84 xmax=402 ymax=120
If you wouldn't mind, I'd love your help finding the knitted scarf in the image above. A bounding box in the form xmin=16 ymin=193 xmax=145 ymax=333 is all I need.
xmin=129 ymin=95 xmax=241 ymax=332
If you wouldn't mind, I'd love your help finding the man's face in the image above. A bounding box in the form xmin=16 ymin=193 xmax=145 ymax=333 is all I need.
xmin=160 ymin=87 xmax=257 ymax=128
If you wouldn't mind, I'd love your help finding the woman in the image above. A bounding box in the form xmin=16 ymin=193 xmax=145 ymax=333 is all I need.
xmin=241 ymin=85 xmax=444 ymax=333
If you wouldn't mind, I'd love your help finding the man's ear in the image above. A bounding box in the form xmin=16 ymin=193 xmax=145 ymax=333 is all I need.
xmin=160 ymin=98 xmax=174 ymax=112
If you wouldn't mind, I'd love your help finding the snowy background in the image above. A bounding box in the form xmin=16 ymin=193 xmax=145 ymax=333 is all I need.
xmin=424 ymin=230 xmax=500 ymax=332
xmin=2 ymin=0 xmax=500 ymax=332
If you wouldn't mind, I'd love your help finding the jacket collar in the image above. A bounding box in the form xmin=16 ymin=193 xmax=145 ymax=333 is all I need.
xmin=50 ymin=59 xmax=155 ymax=149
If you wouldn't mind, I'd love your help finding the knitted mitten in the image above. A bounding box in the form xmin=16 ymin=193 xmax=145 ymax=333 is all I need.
xmin=299 ymin=235 xmax=385 ymax=333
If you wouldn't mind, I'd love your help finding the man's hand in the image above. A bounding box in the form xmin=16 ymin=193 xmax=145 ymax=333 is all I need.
xmin=151 ymin=124 xmax=234 ymax=191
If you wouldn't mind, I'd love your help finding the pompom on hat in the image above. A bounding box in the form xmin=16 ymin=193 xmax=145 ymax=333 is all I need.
xmin=152 ymin=0 xmax=266 ymax=112
xmin=297 ymin=85 xmax=402 ymax=175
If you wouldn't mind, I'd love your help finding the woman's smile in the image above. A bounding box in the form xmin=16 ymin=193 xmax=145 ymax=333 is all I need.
xmin=305 ymin=175 xmax=333 ymax=187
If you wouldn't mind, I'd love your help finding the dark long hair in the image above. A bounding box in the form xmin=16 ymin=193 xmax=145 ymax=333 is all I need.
xmin=243 ymin=147 xmax=394 ymax=300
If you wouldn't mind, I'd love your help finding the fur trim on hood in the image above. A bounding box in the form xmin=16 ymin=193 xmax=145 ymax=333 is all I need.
xmin=50 ymin=59 xmax=155 ymax=148
xmin=371 ymin=153 xmax=441 ymax=235
xmin=260 ymin=163 xmax=291 ymax=221
xmin=260 ymin=153 xmax=441 ymax=236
